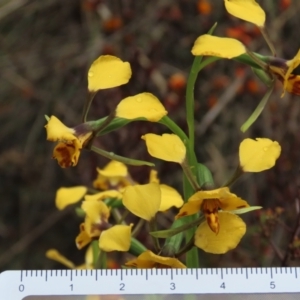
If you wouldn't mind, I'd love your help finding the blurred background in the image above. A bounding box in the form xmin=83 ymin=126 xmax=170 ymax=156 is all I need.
xmin=1 ymin=0 xmax=300 ymax=271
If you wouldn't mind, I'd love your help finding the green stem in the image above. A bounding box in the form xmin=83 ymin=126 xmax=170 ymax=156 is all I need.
xmin=181 ymin=158 xmax=201 ymax=191
xmin=186 ymin=55 xmax=203 ymax=149
xmin=159 ymin=116 xmax=189 ymax=143
xmin=91 ymin=240 xmax=100 ymax=268
xmin=149 ymin=217 xmax=161 ymax=253
xmin=91 ymin=146 xmax=154 ymax=167
xmin=222 ymin=166 xmax=244 ymax=187
xmin=82 ymin=92 xmax=96 ymax=122
xmin=260 ymin=27 xmax=276 ymax=56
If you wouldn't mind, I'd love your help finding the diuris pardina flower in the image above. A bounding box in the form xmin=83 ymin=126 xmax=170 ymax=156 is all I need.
xmin=268 ymin=51 xmax=300 ymax=97
xmin=93 ymin=160 xmax=134 ymax=190
xmin=76 ymin=199 xmax=132 ymax=252
xmin=176 ymin=187 xmax=248 ymax=254
xmin=45 ymin=116 xmax=93 ymax=168
xmin=125 ymin=250 xmax=186 ymax=269
xmin=176 ymin=187 xmax=249 ymax=234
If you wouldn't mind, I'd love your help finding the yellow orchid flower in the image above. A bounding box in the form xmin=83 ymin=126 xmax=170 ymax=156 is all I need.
xmin=88 ymin=55 xmax=132 ymax=92
xmin=224 ymin=0 xmax=266 ymax=27
xmin=239 ymin=138 xmax=281 ymax=172
xmin=93 ymin=160 xmax=134 ymax=190
xmin=269 ymin=50 xmax=300 ymax=97
xmin=75 ymin=199 xmax=131 ymax=252
xmin=192 ymin=34 xmax=246 ymax=59
xmin=142 ymin=133 xmax=186 ymax=163
xmin=46 ymin=245 xmax=93 ymax=269
xmin=125 ymin=250 xmax=186 ymax=268
xmin=116 ymin=93 xmax=168 ymax=122
xmin=176 ymin=187 xmax=249 ymax=234
xmin=195 ymin=211 xmax=246 ymax=254
xmin=55 ymin=186 xmax=87 ymax=210
xmin=45 ymin=116 xmax=93 ymax=168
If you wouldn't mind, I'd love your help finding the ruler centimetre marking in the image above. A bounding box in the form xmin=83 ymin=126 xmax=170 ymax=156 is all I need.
xmin=1 ymin=267 xmax=300 ymax=300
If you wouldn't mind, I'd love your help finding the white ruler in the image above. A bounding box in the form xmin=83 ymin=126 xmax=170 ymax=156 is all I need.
xmin=1 ymin=268 xmax=300 ymax=299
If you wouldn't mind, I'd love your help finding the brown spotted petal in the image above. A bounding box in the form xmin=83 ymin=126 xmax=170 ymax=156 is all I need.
xmin=285 ymin=74 xmax=300 ymax=95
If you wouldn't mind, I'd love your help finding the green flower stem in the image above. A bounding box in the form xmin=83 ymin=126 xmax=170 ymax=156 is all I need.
xmin=245 ymin=49 xmax=268 ymax=71
xmin=129 ymin=237 xmax=148 ymax=257
xmin=91 ymin=146 xmax=154 ymax=167
xmin=159 ymin=116 xmax=189 ymax=143
xmin=149 ymin=217 xmax=161 ymax=253
xmin=183 ymin=174 xmax=199 ymax=268
xmin=131 ymin=219 xmax=145 ymax=237
xmin=95 ymin=250 xmax=107 ymax=269
xmin=175 ymin=233 xmax=195 ymax=258
xmin=93 ymin=111 xmax=116 ymax=135
xmin=162 ymin=226 xmax=184 ymax=257
xmin=181 ymin=158 xmax=201 ymax=191
xmin=151 ymin=216 xmax=204 ymax=238
xmin=186 ymin=55 xmax=203 ymax=149
xmin=82 ymin=92 xmax=96 ymax=122
xmin=91 ymin=240 xmax=100 ymax=268
xmin=260 ymin=27 xmax=276 ymax=56
xmin=222 ymin=166 xmax=244 ymax=188
xmin=234 ymin=52 xmax=270 ymax=69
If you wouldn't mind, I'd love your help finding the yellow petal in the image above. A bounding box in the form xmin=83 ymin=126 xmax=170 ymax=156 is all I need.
xmin=116 ymin=93 xmax=168 ymax=122
xmin=190 ymin=188 xmax=249 ymax=211
xmin=142 ymin=133 xmax=186 ymax=163
xmin=122 ymin=183 xmax=161 ymax=221
xmin=239 ymin=138 xmax=281 ymax=172
xmin=284 ymin=50 xmax=300 ymax=93
xmin=149 ymin=169 xmax=160 ymax=184
xmin=97 ymin=160 xmax=128 ymax=177
xmin=55 ymin=186 xmax=87 ymax=210
xmin=195 ymin=212 xmax=246 ymax=254
xmin=159 ymin=184 xmax=184 ymax=211
xmin=99 ymin=224 xmax=132 ymax=252
xmin=125 ymin=250 xmax=186 ymax=269
xmin=46 ymin=249 xmax=75 ymax=269
xmin=82 ymin=200 xmax=110 ymax=224
xmin=176 ymin=187 xmax=226 ymax=218
xmin=176 ymin=201 xmax=201 ymax=219
xmin=224 ymin=0 xmax=266 ymax=27
xmin=192 ymin=35 xmax=246 ymax=59
xmin=84 ymin=190 xmax=122 ymax=201
xmin=87 ymin=55 xmax=132 ymax=91
xmin=84 ymin=245 xmax=94 ymax=268
xmin=45 ymin=116 xmax=75 ymax=142
xmin=76 ymin=223 xmax=92 ymax=249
